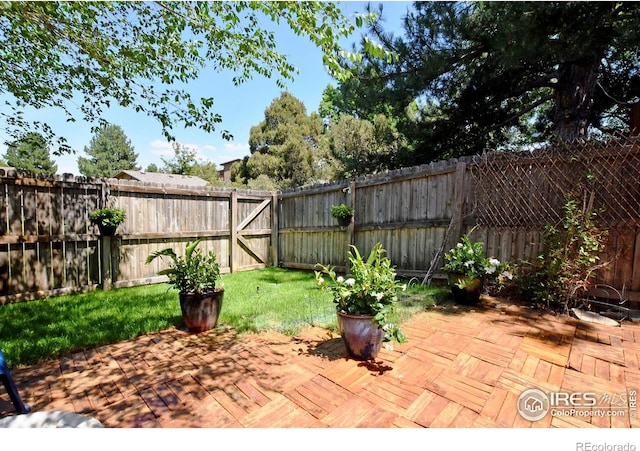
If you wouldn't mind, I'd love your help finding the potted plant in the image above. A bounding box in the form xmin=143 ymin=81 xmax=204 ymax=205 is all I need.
xmin=442 ymin=232 xmax=505 ymax=305
xmin=315 ymin=243 xmax=407 ymax=360
xmin=331 ymin=203 xmax=355 ymax=227
xmin=146 ymin=238 xmax=223 ymax=333
xmin=89 ymin=208 xmax=126 ymax=236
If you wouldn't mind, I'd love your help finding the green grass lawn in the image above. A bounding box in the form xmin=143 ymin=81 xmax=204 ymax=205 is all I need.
xmin=0 ymin=267 xmax=448 ymax=367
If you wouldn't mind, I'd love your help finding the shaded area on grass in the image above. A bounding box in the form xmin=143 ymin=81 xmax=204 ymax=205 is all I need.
xmin=0 ymin=266 xmax=448 ymax=367
xmin=0 ymin=284 xmax=182 ymax=367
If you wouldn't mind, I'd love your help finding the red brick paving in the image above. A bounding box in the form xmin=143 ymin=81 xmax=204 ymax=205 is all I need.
xmin=1 ymin=296 xmax=639 ymax=428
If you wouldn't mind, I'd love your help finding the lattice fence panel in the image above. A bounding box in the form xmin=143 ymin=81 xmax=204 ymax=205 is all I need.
xmin=469 ymin=133 xmax=640 ymax=229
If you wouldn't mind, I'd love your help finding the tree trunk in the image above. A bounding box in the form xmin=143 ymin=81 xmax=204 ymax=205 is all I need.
xmin=553 ymin=55 xmax=601 ymax=142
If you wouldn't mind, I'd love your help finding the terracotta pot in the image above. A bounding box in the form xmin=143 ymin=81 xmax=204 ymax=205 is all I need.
xmin=337 ymin=311 xmax=385 ymax=360
xmin=447 ymin=273 xmax=484 ymax=306
xmin=179 ymin=289 xmax=224 ymax=332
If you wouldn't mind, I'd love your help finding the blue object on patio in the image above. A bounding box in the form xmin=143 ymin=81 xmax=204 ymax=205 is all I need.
xmin=0 ymin=348 xmax=31 ymax=414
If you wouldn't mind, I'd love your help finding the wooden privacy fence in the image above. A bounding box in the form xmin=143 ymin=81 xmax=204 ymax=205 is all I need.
xmin=0 ymin=172 xmax=105 ymax=303
xmin=469 ymin=133 xmax=640 ymax=293
xmin=0 ymin=170 xmax=276 ymax=304
xmin=3 ymin=133 xmax=640 ymax=304
xmin=279 ymin=134 xmax=640 ymax=296
xmin=278 ymin=159 xmax=467 ymax=279
xmin=108 ymin=180 xmax=276 ymax=289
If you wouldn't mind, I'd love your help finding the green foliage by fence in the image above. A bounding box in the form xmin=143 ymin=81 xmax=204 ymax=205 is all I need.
xmin=516 ymin=196 xmax=609 ymax=310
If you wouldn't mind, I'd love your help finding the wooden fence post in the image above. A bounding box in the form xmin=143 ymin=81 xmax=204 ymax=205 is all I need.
xmin=101 ymin=236 xmax=112 ymax=291
xmin=349 ymin=180 xmax=356 ymax=248
xmin=271 ymin=192 xmax=279 ymax=266
xmin=343 ymin=180 xmax=356 ymax=271
xmin=452 ymin=161 xmax=467 ymax=243
xmin=230 ymin=190 xmax=238 ymax=273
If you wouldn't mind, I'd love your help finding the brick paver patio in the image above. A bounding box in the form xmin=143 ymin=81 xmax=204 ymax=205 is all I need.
xmin=1 ymin=296 xmax=639 ymax=428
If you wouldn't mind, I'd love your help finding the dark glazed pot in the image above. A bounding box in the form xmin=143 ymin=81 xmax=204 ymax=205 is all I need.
xmin=447 ymin=273 xmax=484 ymax=306
xmin=337 ymin=311 xmax=385 ymax=360
xmin=97 ymin=225 xmax=117 ymax=236
xmin=336 ymin=216 xmax=352 ymax=227
xmin=179 ymin=289 xmax=224 ymax=332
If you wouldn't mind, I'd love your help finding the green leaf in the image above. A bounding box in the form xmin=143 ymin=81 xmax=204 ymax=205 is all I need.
xmin=185 ymin=238 xmax=202 ymax=261
xmin=145 ymin=248 xmax=177 ymax=264
xmin=0 ymin=1 xmax=356 ymax=150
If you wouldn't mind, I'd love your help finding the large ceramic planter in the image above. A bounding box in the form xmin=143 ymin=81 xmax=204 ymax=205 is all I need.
xmin=337 ymin=311 xmax=385 ymax=360
xmin=179 ymin=288 xmax=224 ymax=332
xmin=447 ymin=273 xmax=484 ymax=306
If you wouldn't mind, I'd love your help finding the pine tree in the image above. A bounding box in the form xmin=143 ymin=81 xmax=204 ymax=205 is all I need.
xmin=334 ymin=1 xmax=640 ymax=161
xmin=78 ymin=124 xmax=139 ymax=178
xmin=241 ymin=92 xmax=332 ymax=189
xmin=4 ymin=132 xmax=58 ymax=176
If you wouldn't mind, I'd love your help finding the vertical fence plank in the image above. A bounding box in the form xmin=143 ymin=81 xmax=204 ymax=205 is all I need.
xmin=630 ymin=229 xmax=640 ymax=291
xmin=101 ymin=236 xmax=112 ymax=291
xmin=349 ymin=180 xmax=356 ymax=249
xmin=271 ymin=193 xmax=279 ymax=266
xmin=452 ymin=162 xmax=467 ymax=246
xmin=229 ymin=191 xmax=238 ymax=273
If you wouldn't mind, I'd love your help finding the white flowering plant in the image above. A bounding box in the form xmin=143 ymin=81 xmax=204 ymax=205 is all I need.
xmin=315 ymin=243 xmax=407 ymax=344
xmin=443 ymin=233 xmax=505 ymax=280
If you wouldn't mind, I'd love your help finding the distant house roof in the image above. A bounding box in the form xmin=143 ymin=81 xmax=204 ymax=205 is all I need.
xmin=220 ymin=159 xmax=242 ymax=169
xmin=218 ymin=159 xmax=242 ymax=183
xmin=113 ymin=170 xmax=208 ymax=187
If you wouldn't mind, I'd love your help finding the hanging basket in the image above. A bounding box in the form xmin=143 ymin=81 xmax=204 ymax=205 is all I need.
xmin=336 ymin=215 xmax=352 ymax=227
xmin=97 ymin=224 xmax=118 ymax=236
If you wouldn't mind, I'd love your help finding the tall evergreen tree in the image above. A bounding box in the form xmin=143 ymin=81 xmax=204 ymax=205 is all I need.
xmin=4 ymin=132 xmax=58 ymax=176
xmin=237 ymin=92 xmax=333 ymax=189
xmin=326 ymin=114 xmax=406 ymax=178
xmin=334 ymin=1 xmax=640 ymax=162
xmin=78 ymin=124 xmax=139 ymax=178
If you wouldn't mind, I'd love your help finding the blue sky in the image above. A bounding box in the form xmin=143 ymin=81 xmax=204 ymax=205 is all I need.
xmin=1 ymin=1 xmax=413 ymax=175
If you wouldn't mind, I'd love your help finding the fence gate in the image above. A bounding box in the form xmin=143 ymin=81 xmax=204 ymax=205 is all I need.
xmin=230 ymin=192 xmax=276 ymax=272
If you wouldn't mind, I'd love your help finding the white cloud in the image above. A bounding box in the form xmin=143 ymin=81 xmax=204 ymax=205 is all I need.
xmin=224 ymin=142 xmax=250 ymax=153
xmin=211 ymin=142 xmax=249 ymax=167
xmin=148 ymin=139 xmax=209 ymax=160
xmin=149 ymin=139 xmax=174 ymax=156
xmin=144 ymin=138 xmax=249 ymax=169
xmin=192 ymin=141 xmax=250 ymax=167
